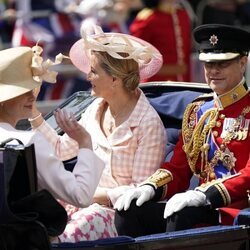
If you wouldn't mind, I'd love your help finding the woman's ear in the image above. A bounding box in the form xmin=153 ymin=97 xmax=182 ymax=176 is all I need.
xmin=111 ymin=76 xmax=122 ymax=89
xmin=111 ymin=76 xmax=117 ymax=88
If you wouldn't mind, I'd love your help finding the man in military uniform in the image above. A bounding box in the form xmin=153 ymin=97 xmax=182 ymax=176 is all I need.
xmin=114 ymin=24 xmax=250 ymax=236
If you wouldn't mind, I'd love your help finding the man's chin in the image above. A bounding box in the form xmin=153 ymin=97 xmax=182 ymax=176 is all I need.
xmin=209 ymin=82 xmax=226 ymax=94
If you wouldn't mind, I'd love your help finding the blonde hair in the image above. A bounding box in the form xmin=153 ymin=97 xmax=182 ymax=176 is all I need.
xmin=94 ymin=51 xmax=140 ymax=91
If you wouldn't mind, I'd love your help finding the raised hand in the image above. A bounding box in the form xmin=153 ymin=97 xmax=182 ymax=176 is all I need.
xmin=54 ymin=109 xmax=92 ymax=149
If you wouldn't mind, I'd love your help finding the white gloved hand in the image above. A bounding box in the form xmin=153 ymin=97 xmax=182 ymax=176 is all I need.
xmin=164 ymin=190 xmax=207 ymax=219
xmin=107 ymin=186 xmax=134 ymax=207
xmin=114 ymin=185 xmax=155 ymax=211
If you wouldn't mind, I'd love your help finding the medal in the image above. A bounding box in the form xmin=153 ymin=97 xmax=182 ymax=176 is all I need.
xmin=220 ymin=148 xmax=236 ymax=171
xmin=236 ymin=117 xmax=244 ymax=140
xmin=242 ymin=119 xmax=250 ymax=140
xmin=232 ymin=117 xmax=240 ymax=139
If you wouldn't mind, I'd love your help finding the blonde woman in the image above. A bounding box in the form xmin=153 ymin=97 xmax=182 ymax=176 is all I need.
xmin=30 ymin=25 xmax=167 ymax=242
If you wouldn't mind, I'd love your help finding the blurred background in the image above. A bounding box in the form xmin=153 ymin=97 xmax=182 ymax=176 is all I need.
xmin=1 ymin=0 xmax=250 ymax=112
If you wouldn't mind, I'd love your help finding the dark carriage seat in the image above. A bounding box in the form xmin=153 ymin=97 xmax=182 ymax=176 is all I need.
xmin=145 ymin=90 xmax=203 ymax=161
xmin=234 ymin=208 xmax=250 ymax=227
xmin=52 ymin=225 xmax=249 ymax=249
xmin=145 ymin=89 xmax=203 ymax=190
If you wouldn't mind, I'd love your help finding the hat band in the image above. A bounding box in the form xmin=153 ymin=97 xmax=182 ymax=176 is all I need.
xmin=199 ymin=48 xmax=248 ymax=55
xmin=199 ymin=52 xmax=241 ymax=62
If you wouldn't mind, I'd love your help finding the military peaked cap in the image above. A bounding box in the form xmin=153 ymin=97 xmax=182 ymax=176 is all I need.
xmin=193 ymin=24 xmax=250 ymax=62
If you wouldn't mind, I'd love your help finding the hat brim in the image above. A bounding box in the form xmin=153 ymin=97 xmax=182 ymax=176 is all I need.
xmin=0 ymin=79 xmax=41 ymax=102
xmin=69 ymin=33 xmax=163 ymax=80
xmin=199 ymin=52 xmax=240 ymax=62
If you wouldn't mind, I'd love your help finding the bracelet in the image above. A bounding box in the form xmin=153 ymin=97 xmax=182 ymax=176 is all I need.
xmin=28 ymin=113 xmax=42 ymax=122
xmin=107 ymin=197 xmax=112 ymax=208
xmin=106 ymin=192 xmax=113 ymax=208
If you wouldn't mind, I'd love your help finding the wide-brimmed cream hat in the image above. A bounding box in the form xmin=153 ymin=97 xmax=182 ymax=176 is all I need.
xmin=69 ymin=25 xmax=163 ymax=80
xmin=0 ymin=46 xmax=64 ymax=102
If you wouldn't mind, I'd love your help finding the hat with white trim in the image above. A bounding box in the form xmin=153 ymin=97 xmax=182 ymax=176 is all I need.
xmin=193 ymin=24 xmax=250 ymax=62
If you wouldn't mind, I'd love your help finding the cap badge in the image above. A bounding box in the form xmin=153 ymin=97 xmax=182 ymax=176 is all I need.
xmin=209 ymin=34 xmax=218 ymax=46
xmin=231 ymin=92 xmax=239 ymax=101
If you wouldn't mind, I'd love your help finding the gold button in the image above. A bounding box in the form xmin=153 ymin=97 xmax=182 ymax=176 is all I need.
xmin=211 ymin=158 xmax=217 ymax=164
xmin=216 ymin=121 xmax=221 ymax=127
xmin=220 ymin=114 xmax=225 ymax=119
xmin=213 ymin=131 xmax=218 ymax=137
xmin=200 ymin=171 xmax=207 ymax=178
xmin=209 ymin=172 xmax=216 ymax=180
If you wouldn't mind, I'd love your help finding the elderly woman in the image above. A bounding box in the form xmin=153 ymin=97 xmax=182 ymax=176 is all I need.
xmin=30 ymin=25 xmax=167 ymax=242
xmin=0 ymin=45 xmax=104 ymax=208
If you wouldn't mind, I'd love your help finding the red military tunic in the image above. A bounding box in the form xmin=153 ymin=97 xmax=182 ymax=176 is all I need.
xmin=129 ymin=5 xmax=191 ymax=82
xmin=145 ymin=82 xmax=250 ymax=224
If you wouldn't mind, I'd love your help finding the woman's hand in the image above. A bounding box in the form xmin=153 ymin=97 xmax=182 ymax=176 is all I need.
xmin=54 ymin=109 xmax=92 ymax=149
xmin=92 ymin=187 xmax=111 ymax=207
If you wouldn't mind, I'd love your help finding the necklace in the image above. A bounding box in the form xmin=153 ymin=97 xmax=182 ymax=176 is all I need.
xmin=106 ymin=102 xmax=131 ymax=133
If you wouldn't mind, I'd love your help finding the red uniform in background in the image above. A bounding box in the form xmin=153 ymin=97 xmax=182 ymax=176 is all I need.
xmin=130 ymin=5 xmax=191 ymax=82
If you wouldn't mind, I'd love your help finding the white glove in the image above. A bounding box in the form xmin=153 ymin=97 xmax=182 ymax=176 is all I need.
xmin=107 ymin=186 xmax=134 ymax=207
xmin=164 ymin=190 xmax=207 ymax=219
xmin=114 ymin=185 xmax=155 ymax=211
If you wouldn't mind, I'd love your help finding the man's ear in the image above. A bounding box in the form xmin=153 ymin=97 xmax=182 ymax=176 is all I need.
xmin=240 ymin=57 xmax=248 ymax=73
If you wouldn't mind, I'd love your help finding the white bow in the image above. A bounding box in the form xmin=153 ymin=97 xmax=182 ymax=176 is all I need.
xmin=81 ymin=25 xmax=159 ymax=65
xmin=31 ymin=45 xmax=68 ymax=83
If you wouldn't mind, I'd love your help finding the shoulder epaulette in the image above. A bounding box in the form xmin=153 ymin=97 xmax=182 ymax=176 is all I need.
xmin=136 ymin=8 xmax=154 ymax=20
xmin=192 ymin=92 xmax=214 ymax=103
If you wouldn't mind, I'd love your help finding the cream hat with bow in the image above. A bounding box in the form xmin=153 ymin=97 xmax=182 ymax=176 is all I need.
xmin=0 ymin=45 xmax=64 ymax=102
xmin=69 ymin=25 xmax=163 ymax=80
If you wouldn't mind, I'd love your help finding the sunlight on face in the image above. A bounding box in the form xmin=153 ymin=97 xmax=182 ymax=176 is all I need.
xmin=2 ymin=91 xmax=35 ymax=122
xmin=203 ymin=56 xmax=247 ymax=95
xmin=87 ymin=54 xmax=114 ymax=98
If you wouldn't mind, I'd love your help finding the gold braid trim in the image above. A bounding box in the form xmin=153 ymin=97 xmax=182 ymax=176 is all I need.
xmin=140 ymin=169 xmax=173 ymax=189
xmin=182 ymin=103 xmax=219 ymax=174
xmin=197 ymin=180 xmax=231 ymax=206
xmin=182 ymin=102 xmax=198 ymax=144
xmin=215 ymin=183 xmax=231 ymax=206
